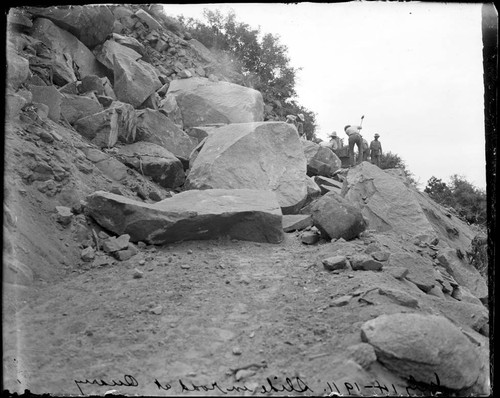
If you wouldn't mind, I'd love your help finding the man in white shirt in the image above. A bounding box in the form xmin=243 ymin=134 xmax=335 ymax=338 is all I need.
xmin=344 ymin=124 xmax=364 ymax=167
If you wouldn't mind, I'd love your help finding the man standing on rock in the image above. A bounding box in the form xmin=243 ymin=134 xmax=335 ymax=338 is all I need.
xmin=370 ymin=133 xmax=382 ymax=167
xmin=344 ymin=124 xmax=364 ymax=167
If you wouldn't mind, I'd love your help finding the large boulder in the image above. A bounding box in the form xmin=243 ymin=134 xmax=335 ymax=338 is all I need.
xmin=93 ymin=39 xmax=142 ymax=72
xmin=113 ymin=54 xmax=161 ymax=108
xmin=85 ymin=189 xmax=283 ymax=244
xmin=30 ymin=18 xmax=105 ymax=81
xmin=343 ymin=162 xmax=436 ymax=237
xmin=185 ymin=122 xmax=308 ymax=214
xmin=111 ymin=33 xmax=146 ymax=57
xmin=135 ymin=109 xmax=196 ymax=164
xmin=60 ymin=93 xmax=103 ymax=125
xmin=311 ymin=191 xmax=367 ymax=240
xmin=73 ymin=101 xmax=136 ymax=148
xmin=167 ymin=77 xmax=264 ymax=128
xmin=361 ymin=313 xmax=483 ymax=390
xmin=116 ymin=142 xmax=185 ymax=189
xmin=27 ymin=5 xmax=115 ymax=49
xmin=437 ymin=248 xmax=487 ymax=300
xmin=302 ymin=140 xmax=342 ymax=177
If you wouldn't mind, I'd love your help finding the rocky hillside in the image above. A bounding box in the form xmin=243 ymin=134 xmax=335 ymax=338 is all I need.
xmin=4 ymin=5 xmax=490 ymax=396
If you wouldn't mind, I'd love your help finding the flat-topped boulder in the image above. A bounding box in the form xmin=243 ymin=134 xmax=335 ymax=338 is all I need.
xmin=85 ymin=189 xmax=284 ymax=244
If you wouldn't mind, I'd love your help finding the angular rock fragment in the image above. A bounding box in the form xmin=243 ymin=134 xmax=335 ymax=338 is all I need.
xmin=86 ymin=189 xmax=283 ymax=244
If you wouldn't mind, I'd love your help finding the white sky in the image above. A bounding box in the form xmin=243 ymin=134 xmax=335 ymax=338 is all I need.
xmin=164 ymin=2 xmax=486 ymax=190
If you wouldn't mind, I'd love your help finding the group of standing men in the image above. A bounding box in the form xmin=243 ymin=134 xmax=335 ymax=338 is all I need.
xmin=327 ymin=125 xmax=382 ymax=167
xmin=285 ymin=113 xmax=383 ymax=168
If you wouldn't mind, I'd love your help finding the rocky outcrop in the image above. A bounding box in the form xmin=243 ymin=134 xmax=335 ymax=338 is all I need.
xmin=167 ymin=77 xmax=264 ymax=128
xmin=311 ymin=191 xmax=367 ymax=240
xmin=85 ymin=189 xmax=284 ymax=244
xmin=302 ymin=140 xmax=342 ymax=177
xmin=116 ymin=142 xmax=185 ymax=189
xmin=27 ymin=5 xmax=115 ymax=49
xmin=361 ymin=313 xmax=482 ymax=390
xmin=185 ymin=122 xmax=308 ymax=214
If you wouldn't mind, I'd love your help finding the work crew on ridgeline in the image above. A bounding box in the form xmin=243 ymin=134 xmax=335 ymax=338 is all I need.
xmin=344 ymin=124 xmax=364 ymax=167
xmin=370 ymin=133 xmax=383 ymax=167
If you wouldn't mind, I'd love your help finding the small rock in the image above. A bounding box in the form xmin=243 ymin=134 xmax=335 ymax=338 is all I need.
xmin=232 ymin=347 xmax=242 ymax=355
xmin=92 ymin=256 xmax=111 ymax=267
xmin=387 ymin=266 xmax=409 ymax=280
xmin=330 ymin=295 xmax=352 ymax=307
xmin=180 ymin=264 xmax=190 ymax=270
xmin=81 ymin=246 xmax=96 ymax=262
xmin=301 ymin=231 xmax=320 ymax=245
xmin=350 ymin=254 xmax=383 ymax=271
xmin=148 ymin=191 xmax=162 ymax=201
xmin=55 ymin=206 xmax=73 ymax=225
xmin=103 ymin=234 xmax=130 ymax=253
xmin=137 ymin=241 xmax=147 ymax=249
xmin=139 ymin=259 xmax=146 ymax=266
xmin=150 ymin=305 xmax=163 ymax=315
xmin=98 ymin=231 xmax=110 ymax=240
xmin=114 ymin=249 xmax=134 ymax=261
xmin=39 ymin=130 xmax=54 ymax=143
xmin=363 ymin=243 xmax=381 ymax=254
xmin=235 ymin=369 xmax=256 ymax=381
xmin=322 ymin=255 xmax=348 ymax=271
xmin=371 ymin=251 xmax=391 ymax=262
xmin=187 ymin=249 xmax=193 ymax=254
xmin=133 ymin=268 xmax=143 ymax=278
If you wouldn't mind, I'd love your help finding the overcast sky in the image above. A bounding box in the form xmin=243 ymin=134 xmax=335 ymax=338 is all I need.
xmin=164 ymin=2 xmax=486 ymax=190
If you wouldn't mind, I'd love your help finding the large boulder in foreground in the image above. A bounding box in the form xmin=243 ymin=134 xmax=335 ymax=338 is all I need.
xmin=167 ymin=77 xmax=264 ymax=128
xmin=185 ymin=122 xmax=308 ymax=214
xmin=86 ymin=190 xmax=283 ymax=244
xmin=27 ymin=5 xmax=115 ymax=49
xmin=302 ymin=140 xmax=342 ymax=177
xmin=343 ymin=162 xmax=436 ymax=237
xmin=311 ymin=191 xmax=367 ymax=240
xmin=361 ymin=313 xmax=483 ymax=390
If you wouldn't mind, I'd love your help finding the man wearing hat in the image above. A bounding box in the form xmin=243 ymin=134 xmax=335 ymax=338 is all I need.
xmin=326 ymin=131 xmax=342 ymax=151
xmin=344 ymin=124 xmax=364 ymax=167
xmin=370 ymin=133 xmax=383 ymax=167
